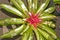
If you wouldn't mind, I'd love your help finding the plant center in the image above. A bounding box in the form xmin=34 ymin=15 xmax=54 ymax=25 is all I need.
xmin=26 ymin=12 xmax=42 ymax=28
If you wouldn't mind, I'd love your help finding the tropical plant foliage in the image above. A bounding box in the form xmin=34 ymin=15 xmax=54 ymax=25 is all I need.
xmin=0 ymin=0 xmax=58 ymax=40
xmin=54 ymin=0 xmax=60 ymax=4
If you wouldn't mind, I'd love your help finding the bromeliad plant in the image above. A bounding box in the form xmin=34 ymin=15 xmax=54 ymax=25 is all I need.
xmin=0 ymin=0 xmax=58 ymax=40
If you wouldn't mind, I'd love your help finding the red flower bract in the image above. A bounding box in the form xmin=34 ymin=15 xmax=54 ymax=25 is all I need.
xmin=26 ymin=12 xmax=42 ymax=28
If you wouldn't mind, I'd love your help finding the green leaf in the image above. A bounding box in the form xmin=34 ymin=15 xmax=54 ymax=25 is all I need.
xmin=57 ymin=38 xmax=60 ymax=40
xmin=21 ymin=27 xmax=33 ymax=40
xmin=0 ymin=24 xmax=25 ymax=38
xmin=40 ymin=24 xmax=57 ymax=39
xmin=37 ymin=0 xmax=50 ymax=13
xmin=27 ymin=0 xmax=33 ymax=12
xmin=20 ymin=24 xmax=30 ymax=35
xmin=54 ymin=0 xmax=60 ymax=4
xmin=42 ymin=21 xmax=56 ymax=28
xmin=0 ymin=4 xmax=24 ymax=18
xmin=0 ymin=18 xmax=24 ymax=26
xmin=37 ymin=28 xmax=54 ymax=40
xmin=28 ymin=32 xmax=34 ymax=40
xmin=44 ymin=7 xmax=55 ymax=13
xmin=10 ymin=0 xmax=27 ymax=17
xmin=15 ymin=0 xmax=29 ymax=17
xmin=31 ymin=25 xmax=40 ymax=40
xmin=10 ymin=0 xmax=22 ymax=11
xmin=15 ymin=0 xmax=28 ymax=12
xmin=38 ymin=30 xmax=45 ymax=40
xmin=54 ymin=0 xmax=60 ymax=2
xmin=40 ymin=14 xmax=56 ymax=20
xmin=32 ymin=0 xmax=38 ymax=13
xmin=54 ymin=2 xmax=60 ymax=4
